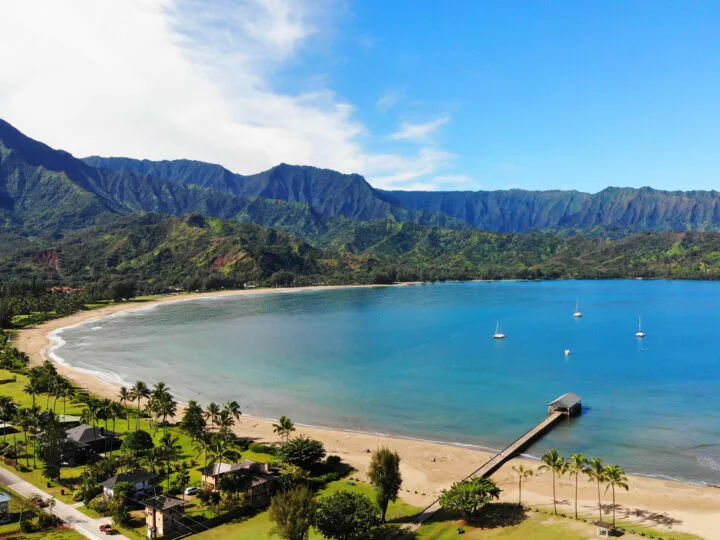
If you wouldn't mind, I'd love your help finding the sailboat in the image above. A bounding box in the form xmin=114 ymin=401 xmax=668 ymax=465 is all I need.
xmin=635 ymin=316 xmax=646 ymax=338
xmin=493 ymin=321 xmax=506 ymax=339
xmin=573 ymin=299 xmax=583 ymax=318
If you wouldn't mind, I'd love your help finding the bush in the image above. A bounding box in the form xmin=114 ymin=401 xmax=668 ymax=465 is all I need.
xmin=19 ymin=518 xmax=35 ymax=533
xmin=248 ymin=442 xmax=276 ymax=455
xmin=82 ymin=485 xmax=103 ymax=506
xmin=325 ymin=455 xmax=342 ymax=468
xmin=277 ymin=436 xmax=326 ymax=471
xmin=88 ymin=496 xmax=110 ymax=514
xmin=38 ymin=511 xmax=62 ymax=528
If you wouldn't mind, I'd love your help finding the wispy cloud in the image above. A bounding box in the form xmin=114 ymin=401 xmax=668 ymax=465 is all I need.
xmin=389 ymin=117 xmax=449 ymax=141
xmin=0 ymin=0 xmax=464 ymax=191
xmin=376 ymin=90 xmax=402 ymax=112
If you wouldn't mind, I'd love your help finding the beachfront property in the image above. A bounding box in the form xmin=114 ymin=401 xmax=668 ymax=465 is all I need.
xmin=199 ymin=459 xmax=277 ymax=507
xmin=100 ymin=470 xmax=157 ymax=500
xmin=141 ymin=494 xmax=187 ymax=538
xmin=548 ymin=392 xmax=582 ymax=416
xmin=0 ymin=492 xmax=10 ymax=520
xmin=0 ymin=422 xmax=17 ymax=436
xmin=62 ymin=424 xmax=121 ymax=464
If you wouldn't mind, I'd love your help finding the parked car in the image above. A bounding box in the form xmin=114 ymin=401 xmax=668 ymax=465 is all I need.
xmin=184 ymin=486 xmax=199 ymax=495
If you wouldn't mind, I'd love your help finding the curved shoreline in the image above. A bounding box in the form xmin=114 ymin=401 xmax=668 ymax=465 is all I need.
xmin=12 ymin=284 xmax=720 ymax=539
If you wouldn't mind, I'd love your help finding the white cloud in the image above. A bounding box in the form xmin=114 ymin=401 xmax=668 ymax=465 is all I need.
xmin=0 ymin=0 xmax=462 ymax=190
xmin=376 ymin=90 xmax=402 ymax=112
xmin=388 ymin=117 xmax=449 ymax=141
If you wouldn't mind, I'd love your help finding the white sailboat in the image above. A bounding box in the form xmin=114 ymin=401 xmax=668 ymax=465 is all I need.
xmin=573 ymin=299 xmax=582 ymax=318
xmin=493 ymin=321 xmax=506 ymax=339
xmin=635 ymin=316 xmax=646 ymax=338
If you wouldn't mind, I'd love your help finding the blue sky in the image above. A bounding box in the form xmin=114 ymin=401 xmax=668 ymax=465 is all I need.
xmin=2 ymin=1 xmax=720 ymax=192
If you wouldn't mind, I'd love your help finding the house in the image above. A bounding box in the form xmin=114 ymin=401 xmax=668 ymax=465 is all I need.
xmin=0 ymin=492 xmax=11 ymax=520
xmin=548 ymin=392 xmax=582 ymax=416
xmin=61 ymin=424 xmax=121 ymax=464
xmin=198 ymin=460 xmax=277 ymax=507
xmin=0 ymin=422 xmax=17 ymax=436
xmin=100 ymin=470 xmax=156 ymax=500
xmin=142 ymin=495 xmax=187 ymax=538
xmin=199 ymin=460 xmax=259 ymax=490
xmin=595 ymin=520 xmax=614 ymax=537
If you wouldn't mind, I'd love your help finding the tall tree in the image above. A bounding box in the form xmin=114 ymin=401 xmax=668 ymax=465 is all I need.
xmin=586 ymin=458 xmax=606 ymax=520
xmin=118 ymin=387 xmax=131 ymax=430
xmin=37 ymin=412 xmax=64 ymax=481
xmin=23 ymin=377 xmax=41 ymax=409
xmin=539 ymin=449 xmax=566 ymax=515
xmin=0 ymin=396 xmax=17 ymax=441
xmin=511 ymin=464 xmax=534 ymax=506
xmin=129 ymin=381 xmax=150 ymax=430
xmin=314 ymin=490 xmax=380 ymax=540
xmin=603 ymin=465 xmax=629 ymax=527
xmin=224 ymin=401 xmax=242 ymax=423
xmin=567 ymin=454 xmax=588 ymax=519
xmin=180 ymin=400 xmax=206 ymax=440
xmin=204 ymin=402 xmax=220 ymax=431
xmin=368 ymin=447 xmax=402 ymax=524
xmin=273 ymin=415 xmax=296 ymax=442
xmin=439 ymin=477 xmax=501 ymax=520
xmin=269 ymin=486 xmax=316 ymax=540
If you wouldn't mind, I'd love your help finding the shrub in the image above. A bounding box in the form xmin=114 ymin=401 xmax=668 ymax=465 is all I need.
xmin=88 ymin=497 xmax=110 ymax=514
xmin=277 ymin=436 xmax=326 ymax=471
xmin=248 ymin=442 xmax=275 ymax=455
xmin=38 ymin=511 xmax=62 ymax=528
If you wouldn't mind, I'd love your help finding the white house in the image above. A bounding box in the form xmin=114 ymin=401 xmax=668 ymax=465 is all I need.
xmin=100 ymin=470 xmax=156 ymax=500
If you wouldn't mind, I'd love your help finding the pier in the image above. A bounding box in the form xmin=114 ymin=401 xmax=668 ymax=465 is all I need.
xmin=409 ymin=393 xmax=581 ymax=528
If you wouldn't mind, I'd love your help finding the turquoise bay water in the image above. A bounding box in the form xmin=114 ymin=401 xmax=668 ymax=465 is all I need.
xmin=53 ymin=281 xmax=720 ymax=484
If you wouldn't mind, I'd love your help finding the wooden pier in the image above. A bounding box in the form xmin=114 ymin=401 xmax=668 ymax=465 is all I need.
xmin=409 ymin=393 xmax=581 ymax=529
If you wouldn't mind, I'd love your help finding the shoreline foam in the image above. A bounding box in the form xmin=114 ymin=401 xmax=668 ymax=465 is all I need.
xmin=13 ymin=284 xmax=720 ymax=539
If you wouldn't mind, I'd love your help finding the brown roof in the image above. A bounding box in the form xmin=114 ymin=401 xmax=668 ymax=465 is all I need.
xmin=199 ymin=460 xmax=257 ymax=477
xmin=595 ymin=520 xmax=614 ymax=529
xmin=141 ymin=495 xmax=187 ymax=511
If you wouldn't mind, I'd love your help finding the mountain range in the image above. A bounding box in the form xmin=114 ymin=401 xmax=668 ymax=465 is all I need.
xmin=4 ymin=116 xmax=720 ymax=288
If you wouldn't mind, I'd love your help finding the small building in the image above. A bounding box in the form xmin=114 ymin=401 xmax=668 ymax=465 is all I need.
xmin=0 ymin=422 xmax=17 ymax=436
xmin=548 ymin=392 xmax=582 ymax=416
xmin=0 ymin=492 xmax=11 ymax=520
xmin=595 ymin=520 xmax=614 ymax=537
xmin=142 ymin=495 xmax=187 ymax=538
xmin=198 ymin=460 xmax=278 ymax=507
xmin=63 ymin=424 xmax=121 ymax=459
xmin=100 ymin=470 xmax=157 ymax=500
xmin=199 ymin=460 xmax=262 ymax=490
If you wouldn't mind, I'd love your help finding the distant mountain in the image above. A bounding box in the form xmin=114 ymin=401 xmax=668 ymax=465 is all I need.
xmin=0 ymin=119 xmax=352 ymax=245
xmin=82 ymin=156 xmax=467 ymax=228
xmin=85 ymin=154 xmax=720 ymax=234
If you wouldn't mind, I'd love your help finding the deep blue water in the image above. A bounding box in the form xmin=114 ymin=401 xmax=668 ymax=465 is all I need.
xmin=52 ymin=281 xmax=720 ymax=484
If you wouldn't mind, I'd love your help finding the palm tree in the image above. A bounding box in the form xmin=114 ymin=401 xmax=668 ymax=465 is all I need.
xmin=0 ymin=397 xmax=17 ymax=441
xmin=204 ymin=402 xmax=220 ymax=431
xmin=567 ymin=453 xmax=588 ymax=519
xmin=540 ymin=449 xmax=566 ymax=515
xmin=52 ymin=378 xmax=72 ymax=415
xmin=511 ymin=463 xmax=534 ymax=506
xmin=193 ymin=431 xmax=213 ymax=474
xmin=224 ymin=401 xmax=242 ymax=423
xmin=159 ymin=433 xmax=182 ymax=490
xmin=14 ymin=408 xmax=34 ymax=468
xmin=118 ymin=387 xmax=131 ymax=430
xmin=603 ymin=465 xmax=629 ymax=527
xmin=272 ymin=415 xmax=296 ymax=442
xmin=586 ymin=457 xmax=606 ymax=520
xmin=23 ymin=378 xmax=41 ymax=409
xmin=129 ymin=381 xmax=150 ymax=430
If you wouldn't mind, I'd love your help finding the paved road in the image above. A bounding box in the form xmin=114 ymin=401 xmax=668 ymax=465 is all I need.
xmin=0 ymin=466 xmax=131 ymax=540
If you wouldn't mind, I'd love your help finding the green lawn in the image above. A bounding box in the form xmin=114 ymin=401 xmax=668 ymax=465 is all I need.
xmin=0 ymin=483 xmax=84 ymax=539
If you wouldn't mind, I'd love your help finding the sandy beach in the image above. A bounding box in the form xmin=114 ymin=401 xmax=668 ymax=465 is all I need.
xmin=13 ymin=286 xmax=720 ymax=539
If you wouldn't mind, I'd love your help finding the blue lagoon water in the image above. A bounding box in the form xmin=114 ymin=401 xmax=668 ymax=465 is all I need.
xmin=52 ymin=281 xmax=720 ymax=484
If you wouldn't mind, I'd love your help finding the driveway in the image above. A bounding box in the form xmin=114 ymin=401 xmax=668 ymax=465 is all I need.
xmin=0 ymin=466 xmax=132 ymax=540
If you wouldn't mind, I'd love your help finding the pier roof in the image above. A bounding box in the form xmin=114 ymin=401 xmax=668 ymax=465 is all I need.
xmin=548 ymin=392 xmax=581 ymax=409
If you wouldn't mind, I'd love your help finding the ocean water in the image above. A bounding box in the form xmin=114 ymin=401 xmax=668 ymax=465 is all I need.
xmin=52 ymin=281 xmax=720 ymax=485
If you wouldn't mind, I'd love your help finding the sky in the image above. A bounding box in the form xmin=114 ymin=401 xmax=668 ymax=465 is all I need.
xmin=1 ymin=1 xmax=720 ymax=192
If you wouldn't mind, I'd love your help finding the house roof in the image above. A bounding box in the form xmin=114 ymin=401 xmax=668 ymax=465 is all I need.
xmin=65 ymin=424 xmax=119 ymax=444
xmin=0 ymin=492 xmax=11 ymax=504
xmin=595 ymin=520 xmax=614 ymax=529
xmin=141 ymin=495 xmax=187 ymax=511
xmin=549 ymin=392 xmax=581 ymax=409
xmin=250 ymin=473 xmax=275 ymax=487
xmin=100 ymin=470 xmax=157 ymax=490
xmin=199 ymin=460 xmax=257 ymax=477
